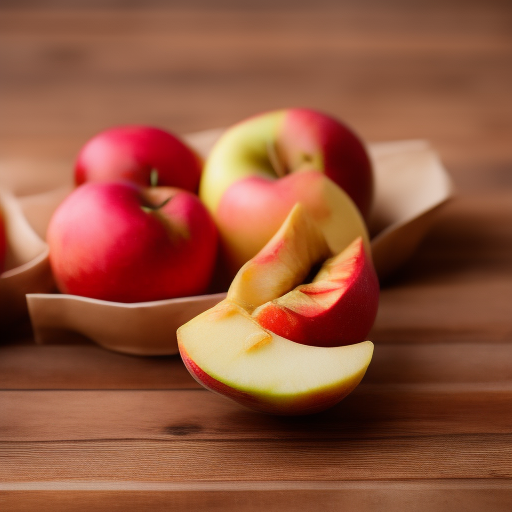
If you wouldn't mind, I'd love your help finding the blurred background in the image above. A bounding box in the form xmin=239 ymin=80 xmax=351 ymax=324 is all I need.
xmin=1 ymin=0 xmax=511 ymax=196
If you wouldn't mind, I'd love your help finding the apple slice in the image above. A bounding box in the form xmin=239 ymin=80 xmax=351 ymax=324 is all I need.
xmin=227 ymin=203 xmax=331 ymax=312
xmin=252 ymin=237 xmax=379 ymax=347
xmin=178 ymin=300 xmax=373 ymax=415
xmin=178 ymin=205 xmax=377 ymax=414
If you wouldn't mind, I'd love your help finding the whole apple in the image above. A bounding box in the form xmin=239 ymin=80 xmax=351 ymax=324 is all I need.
xmin=75 ymin=125 xmax=203 ymax=192
xmin=47 ymin=182 xmax=218 ymax=303
xmin=199 ymin=108 xmax=373 ymax=276
xmin=200 ymin=108 xmax=373 ymax=217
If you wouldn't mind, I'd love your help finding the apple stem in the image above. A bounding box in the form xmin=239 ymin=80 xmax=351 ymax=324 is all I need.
xmin=141 ymin=196 xmax=172 ymax=213
xmin=150 ymin=169 xmax=159 ymax=187
xmin=266 ymin=140 xmax=287 ymax=178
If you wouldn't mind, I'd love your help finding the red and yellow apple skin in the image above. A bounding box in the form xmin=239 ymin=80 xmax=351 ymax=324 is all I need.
xmin=74 ymin=125 xmax=203 ymax=192
xmin=214 ymin=170 xmax=370 ymax=276
xmin=200 ymin=108 xmax=373 ymax=218
xmin=278 ymin=108 xmax=373 ymax=218
xmin=47 ymin=181 xmax=218 ymax=303
xmin=200 ymin=108 xmax=372 ymax=276
xmin=253 ymin=237 xmax=379 ymax=347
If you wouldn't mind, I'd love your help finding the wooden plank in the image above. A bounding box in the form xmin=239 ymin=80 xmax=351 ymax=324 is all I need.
xmin=1 ymin=481 xmax=512 ymax=512
xmin=1 ymin=342 xmax=511 ymax=389
xmin=0 ymin=344 xmax=199 ymax=390
xmin=373 ymin=193 xmax=512 ymax=342
xmin=0 ymin=386 xmax=511 ymax=442
xmin=1 ymin=435 xmax=510 ymax=482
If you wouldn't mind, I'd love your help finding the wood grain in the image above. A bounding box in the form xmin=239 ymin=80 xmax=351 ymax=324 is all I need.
xmin=0 ymin=1 xmax=511 ymax=510
xmin=1 ymin=482 xmax=511 ymax=512
xmin=2 ymin=436 xmax=511 ymax=482
xmin=1 ymin=387 xmax=511 ymax=442
xmin=0 ymin=3 xmax=511 ymax=177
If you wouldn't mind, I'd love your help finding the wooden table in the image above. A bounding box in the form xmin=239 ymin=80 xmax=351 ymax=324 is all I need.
xmin=1 ymin=2 xmax=511 ymax=510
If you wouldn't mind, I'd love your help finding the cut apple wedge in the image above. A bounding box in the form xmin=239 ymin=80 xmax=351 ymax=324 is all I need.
xmin=253 ymin=237 xmax=379 ymax=347
xmin=227 ymin=203 xmax=379 ymax=347
xmin=227 ymin=203 xmax=331 ymax=312
xmin=178 ymin=300 xmax=373 ymax=415
xmin=177 ymin=204 xmax=377 ymax=415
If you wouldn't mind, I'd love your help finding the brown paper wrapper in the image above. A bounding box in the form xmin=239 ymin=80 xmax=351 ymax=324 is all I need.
xmin=0 ymin=131 xmax=453 ymax=354
xmin=27 ymin=292 xmax=227 ymax=356
xmin=0 ymin=189 xmax=55 ymax=326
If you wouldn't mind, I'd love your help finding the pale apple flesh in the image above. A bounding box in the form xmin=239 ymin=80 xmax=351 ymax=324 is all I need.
xmin=227 ymin=203 xmax=331 ymax=312
xmin=252 ymin=237 xmax=379 ymax=347
xmin=178 ymin=300 xmax=374 ymax=415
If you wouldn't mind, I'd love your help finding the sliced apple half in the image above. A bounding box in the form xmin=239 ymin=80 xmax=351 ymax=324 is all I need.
xmin=178 ymin=300 xmax=373 ymax=415
xmin=177 ymin=204 xmax=377 ymax=415
xmin=253 ymin=237 xmax=379 ymax=347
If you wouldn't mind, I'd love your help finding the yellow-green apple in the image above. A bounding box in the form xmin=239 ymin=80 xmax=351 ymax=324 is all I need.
xmin=199 ymin=108 xmax=372 ymax=276
xmin=177 ymin=205 xmax=376 ymax=415
xmin=47 ymin=181 xmax=218 ymax=303
xmin=75 ymin=125 xmax=203 ymax=192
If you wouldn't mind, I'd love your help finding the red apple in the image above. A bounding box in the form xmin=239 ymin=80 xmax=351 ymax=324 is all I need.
xmin=75 ymin=125 xmax=203 ymax=192
xmin=278 ymin=108 xmax=373 ymax=217
xmin=199 ymin=108 xmax=373 ymax=275
xmin=47 ymin=181 xmax=218 ymax=303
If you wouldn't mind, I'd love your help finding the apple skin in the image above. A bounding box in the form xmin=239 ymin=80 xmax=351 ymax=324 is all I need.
xmin=47 ymin=181 xmax=218 ymax=303
xmin=253 ymin=237 xmax=379 ymax=347
xmin=214 ymin=170 xmax=370 ymax=276
xmin=74 ymin=125 xmax=203 ymax=192
xmin=279 ymin=108 xmax=373 ymax=218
